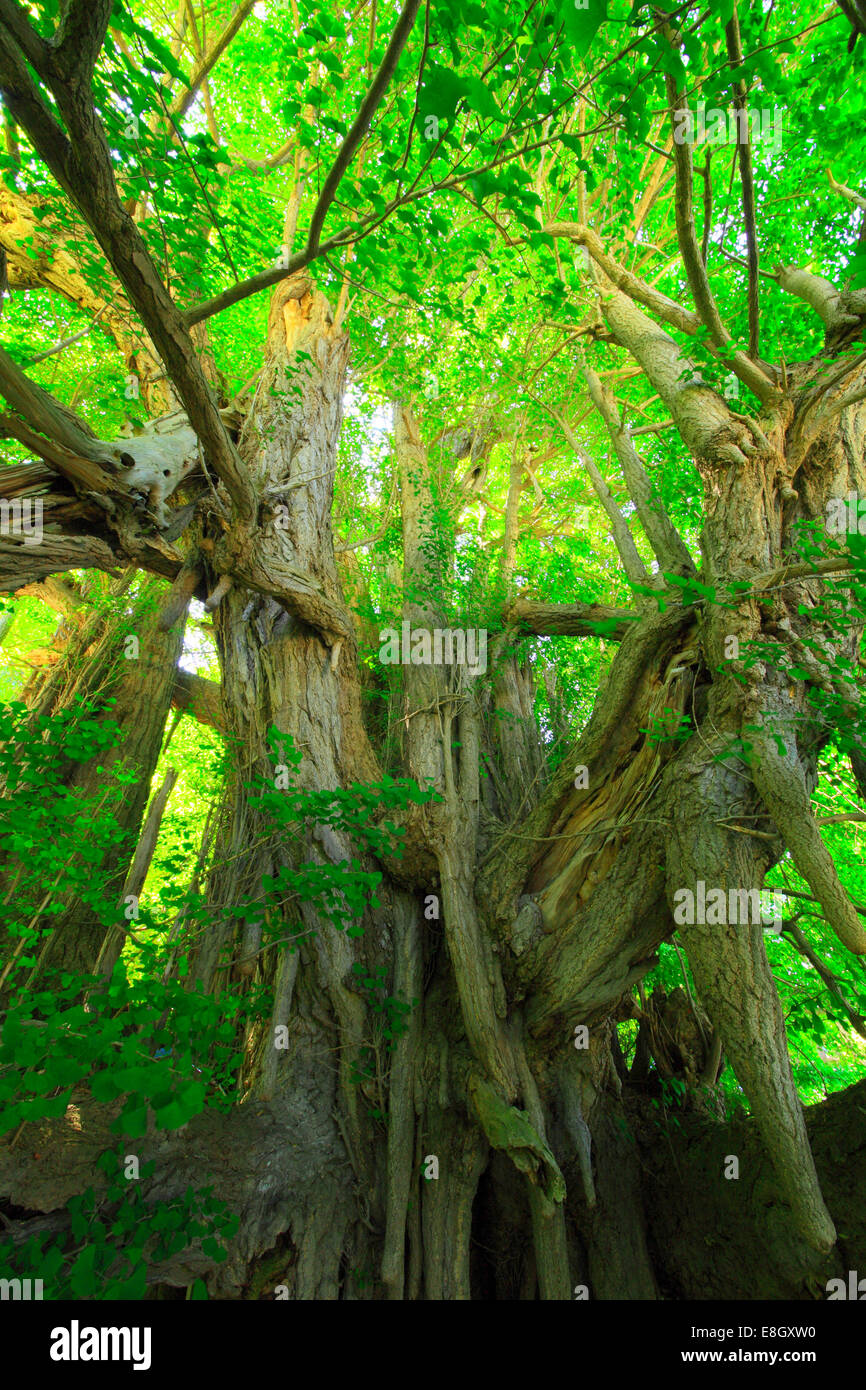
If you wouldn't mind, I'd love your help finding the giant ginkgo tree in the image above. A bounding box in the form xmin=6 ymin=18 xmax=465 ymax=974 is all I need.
xmin=1 ymin=0 xmax=866 ymax=1300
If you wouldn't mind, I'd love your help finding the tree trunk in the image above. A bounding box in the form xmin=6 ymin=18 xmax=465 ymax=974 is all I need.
xmin=2 ymin=575 xmax=188 ymax=981
xmin=181 ymin=280 xmax=401 ymax=1297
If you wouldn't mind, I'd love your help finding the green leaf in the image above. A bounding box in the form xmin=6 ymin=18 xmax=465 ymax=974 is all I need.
xmin=564 ymin=0 xmax=608 ymax=55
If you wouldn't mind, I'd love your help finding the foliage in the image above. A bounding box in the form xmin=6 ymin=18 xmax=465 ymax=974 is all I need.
xmin=0 ymin=700 xmax=429 ymax=1287
xmin=0 ymin=1149 xmax=236 ymax=1299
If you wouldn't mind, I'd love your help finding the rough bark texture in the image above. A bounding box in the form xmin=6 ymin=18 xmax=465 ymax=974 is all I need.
xmin=3 ymin=1073 xmax=864 ymax=1299
xmin=1 ymin=6 xmax=865 ymax=1293
xmin=3 ymin=294 xmax=865 ymax=1293
xmin=178 ymin=282 xmax=400 ymax=1296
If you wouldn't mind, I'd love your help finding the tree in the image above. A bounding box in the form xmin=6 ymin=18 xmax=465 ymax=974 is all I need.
xmin=1 ymin=0 xmax=866 ymax=1300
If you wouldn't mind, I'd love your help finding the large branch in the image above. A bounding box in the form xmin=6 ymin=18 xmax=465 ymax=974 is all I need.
xmin=666 ymin=73 xmax=738 ymax=362
xmin=776 ymin=262 xmax=866 ymax=338
xmin=0 ymin=342 xmax=103 ymax=459
xmin=835 ymin=0 xmax=866 ymax=39
xmin=184 ymin=0 xmax=423 ymax=325
xmin=170 ymin=668 xmax=226 ymax=734
xmin=505 ymin=597 xmax=639 ymax=640
xmin=0 ymin=0 xmax=49 ymax=74
xmin=0 ymin=12 xmax=74 ymax=175
xmin=596 ymin=287 xmax=770 ymax=469
xmin=545 ymin=222 xmax=780 ymax=405
xmin=0 ymin=529 xmax=181 ymax=589
xmin=0 ymin=346 xmax=204 ymax=530
xmin=545 ymin=221 xmax=700 ymax=336
xmin=725 ymin=8 xmax=760 ymax=360
xmin=662 ymin=18 xmax=769 ymax=386
xmin=0 ymin=411 xmax=118 ymax=494
xmin=306 ymin=0 xmax=422 ymax=257
xmin=750 ymin=723 xmax=866 ymax=955
xmin=0 ymin=14 xmax=256 ymax=522
xmin=50 ymin=0 xmax=112 ymax=83
xmin=582 ymin=364 xmax=696 ymax=577
xmin=170 ymin=0 xmax=256 ymax=121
